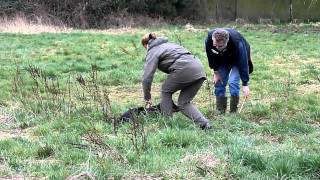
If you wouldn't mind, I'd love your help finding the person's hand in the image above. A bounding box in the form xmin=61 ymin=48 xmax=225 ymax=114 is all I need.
xmin=243 ymin=86 xmax=250 ymax=97
xmin=213 ymin=72 xmax=222 ymax=84
xmin=145 ymin=99 xmax=152 ymax=108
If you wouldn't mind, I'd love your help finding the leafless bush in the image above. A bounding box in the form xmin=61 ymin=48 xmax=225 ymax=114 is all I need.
xmin=173 ymin=30 xmax=183 ymax=46
xmin=25 ymin=65 xmax=42 ymax=96
xmin=205 ymin=79 xmax=215 ymax=117
xmin=259 ymin=18 xmax=273 ymax=25
xmin=126 ymin=115 xmax=147 ymax=157
xmin=13 ymin=64 xmax=115 ymax=127
xmin=75 ymin=65 xmax=115 ymax=124
xmin=120 ymin=39 xmax=140 ymax=58
xmin=235 ymin=18 xmax=248 ymax=25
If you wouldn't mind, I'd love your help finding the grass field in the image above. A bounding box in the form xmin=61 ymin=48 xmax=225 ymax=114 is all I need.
xmin=0 ymin=23 xmax=320 ymax=179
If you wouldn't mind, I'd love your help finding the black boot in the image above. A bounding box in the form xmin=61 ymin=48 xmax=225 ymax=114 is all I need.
xmin=216 ymin=97 xmax=227 ymax=114
xmin=230 ymin=96 xmax=240 ymax=113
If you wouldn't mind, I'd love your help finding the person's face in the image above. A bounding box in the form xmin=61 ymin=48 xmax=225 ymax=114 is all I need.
xmin=213 ymin=38 xmax=228 ymax=51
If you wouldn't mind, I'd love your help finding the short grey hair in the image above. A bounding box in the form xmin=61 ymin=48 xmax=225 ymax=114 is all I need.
xmin=212 ymin=28 xmax=229 ymax=41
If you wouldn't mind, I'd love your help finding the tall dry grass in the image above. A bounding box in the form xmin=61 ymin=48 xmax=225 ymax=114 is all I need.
xmin=0 ymin=13 xmax=167 ymax=34
xmin=0 ymin=15 xmax=71 ymax=34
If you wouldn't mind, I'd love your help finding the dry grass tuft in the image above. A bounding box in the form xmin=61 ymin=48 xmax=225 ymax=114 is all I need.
xmin=182 ymin=153 xmax=220 ymax=169
xmin=0 ymin=13 xmax=167 ymax=35
xmin=0 ymin=16 xmax=71 ymax=34
xmin=108 ymin=85 xmax=159 ymax=105
xmin=297 ymin=84 xmax=320 ymax=95
xmin=0 ymin=175 xmax=47 ymax=180
xmin=0 ymin=175 xmax=25 ymax=180
xmin=180 ymin=152 xmax=221 ymax=177
xmin=79 ymin=27 xmax=145 ymax=35
xmin=0 ymin=106 xmax=16 ymax=124
xmin=0 ymin=129 xmax=28 ymax=141
xmin=66 ymin=171 xmax=95 ymax=180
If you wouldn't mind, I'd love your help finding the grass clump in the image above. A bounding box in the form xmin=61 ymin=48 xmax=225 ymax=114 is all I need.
xmin=159 ymin=129 xmax=199 ymax=148
xmin=238 ymin=150 xmax=266 ymax=172
xmin=36 ymin=144 xmax=55 ymax=159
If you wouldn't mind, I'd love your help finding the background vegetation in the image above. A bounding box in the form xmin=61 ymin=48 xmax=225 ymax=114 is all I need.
xmin=0 ymin=0 xmax=206 ymax=28
xmin=1 ymin=0 xmax=320 ymax=28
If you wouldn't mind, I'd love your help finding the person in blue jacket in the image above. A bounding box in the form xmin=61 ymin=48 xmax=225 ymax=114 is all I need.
xmin=205 ymin=28 xmax=253 ymax=113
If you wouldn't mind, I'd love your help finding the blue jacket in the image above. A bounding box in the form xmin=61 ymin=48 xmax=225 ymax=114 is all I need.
xmin=205 ymin=28 xmax=253 ymax=86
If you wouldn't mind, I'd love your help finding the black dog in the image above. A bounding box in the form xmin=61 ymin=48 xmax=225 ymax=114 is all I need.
xmin=119 ymin=102 xmax=179 ymax=122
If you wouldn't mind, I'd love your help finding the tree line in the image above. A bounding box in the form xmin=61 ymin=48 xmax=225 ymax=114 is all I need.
xmin=0 ymin=0 xmax=204 ymax=28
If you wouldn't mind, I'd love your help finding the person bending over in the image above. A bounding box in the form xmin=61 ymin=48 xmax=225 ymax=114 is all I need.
xmin=142 ymin=33 xmax=211 ymax=129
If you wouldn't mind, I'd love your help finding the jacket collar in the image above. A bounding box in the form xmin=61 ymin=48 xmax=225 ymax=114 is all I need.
xmin=147 ymin=37 xmax=168 ymax=51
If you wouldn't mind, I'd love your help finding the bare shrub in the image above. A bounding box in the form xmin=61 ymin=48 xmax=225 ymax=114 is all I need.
xmin=235 ymin=18 xmax=248 ymax=25
xmin=13 ymin=64 xmax=115 ymax=126
xmin=126 ymin=115 xmax=147 ymax=157
xmin=259 ymin=18 xmax=273 ymax=25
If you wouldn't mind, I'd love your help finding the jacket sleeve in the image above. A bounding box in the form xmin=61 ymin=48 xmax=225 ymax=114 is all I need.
xmin=142 ymin=49 xmax=159 ymax=100
xmin=205 ymin=34 xmax=219 ymax=71
xmin=236 ymin=40 xmax=250 ymax=86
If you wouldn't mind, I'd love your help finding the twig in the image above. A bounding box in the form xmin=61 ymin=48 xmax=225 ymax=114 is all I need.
xmin=173 ymin=30 xmax=182 ymax=46
xmin=126 ymin=115 xmax=147 ymax=158
xmin=223 ymin=146 xmax=232 ymax=179
xmin=67 ymin=133 xmax=128 ymax=164
xmin=130 ymin=39 xmax=139 ymax=56
xmin=66 ymin=142 xmax=89 ymax=149
xmin=239 ymin=96 xmax=248 ymax=113
xmin=205 ymin=77 xmax=215 ymax=114
xmin=196 ymin=165 xmax=213 ymax=176
xmin=120 ymin=47 xmax=132 ymax=56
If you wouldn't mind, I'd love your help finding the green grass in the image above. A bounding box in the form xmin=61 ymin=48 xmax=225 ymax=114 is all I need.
xmin=0 ymin=23 xmax=320 ymax=179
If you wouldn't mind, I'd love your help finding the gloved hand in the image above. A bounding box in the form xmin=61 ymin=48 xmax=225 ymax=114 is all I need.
xmin=243 ymin=86 xmax=250 ymax=97
xmin=145 ymin=99 xmax=152 ymax=108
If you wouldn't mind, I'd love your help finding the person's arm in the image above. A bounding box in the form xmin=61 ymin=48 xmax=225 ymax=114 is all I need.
xmin=235 ymin=40 xmax=250 ymax=97
xmin=236 ymin=40 xmax=250 ymax=86
xmin=142 ymin=49 xmax=159 ymax=101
